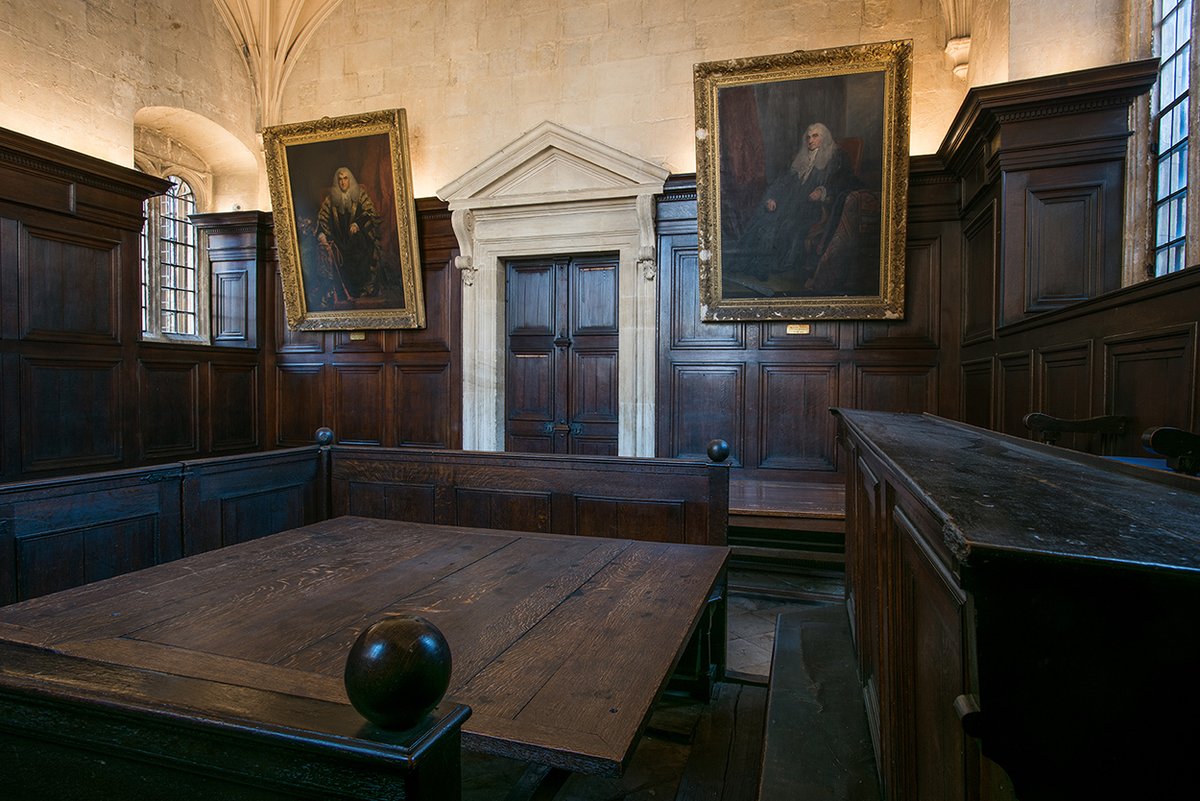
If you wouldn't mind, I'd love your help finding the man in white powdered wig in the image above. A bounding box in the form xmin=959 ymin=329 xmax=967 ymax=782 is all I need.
xmin=316 ymin=166 xmax=382 ymax=300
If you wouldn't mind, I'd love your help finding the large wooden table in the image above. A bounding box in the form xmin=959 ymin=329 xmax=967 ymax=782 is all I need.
xmin=0 ymin=516 xmax=728 ymax=795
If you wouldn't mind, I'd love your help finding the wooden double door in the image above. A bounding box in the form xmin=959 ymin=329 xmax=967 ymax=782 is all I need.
xmin=505 ymin=254 xmax=619 ymax=455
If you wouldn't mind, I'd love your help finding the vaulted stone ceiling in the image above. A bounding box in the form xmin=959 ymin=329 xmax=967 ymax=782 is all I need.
xmin=213 ymin=0 xmax=977 ymax=128
xmin=212 ymin=0 xmax=345 ymax=129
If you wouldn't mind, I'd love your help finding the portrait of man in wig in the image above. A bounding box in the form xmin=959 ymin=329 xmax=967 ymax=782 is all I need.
xmin=713 ymin=62 xmax=890 ymax=301
xmin=315 ymin=166 xmax=382 ymax=305
xmin=724 ymin=121 xmax=862 ymax=292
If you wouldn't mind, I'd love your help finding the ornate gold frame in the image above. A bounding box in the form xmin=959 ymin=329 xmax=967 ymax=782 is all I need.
xmin=263 ymin=109 xmax=425 ymax=330
xmin=694 ymin=40 xmax=911 ymax=321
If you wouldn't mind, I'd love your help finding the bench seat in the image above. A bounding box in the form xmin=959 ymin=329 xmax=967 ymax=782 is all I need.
xmin=758 ymin=605 xmax=880 ymax=801
xmin=729 ymin=480 xmax=847 ymax=599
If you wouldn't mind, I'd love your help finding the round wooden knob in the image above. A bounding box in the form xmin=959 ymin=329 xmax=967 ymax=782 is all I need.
xmin=315 ymin=427 xmax=335 ymax=446
xmin=707 ymin=438 xmax=731 ymax=463
xmin=343 ymin=615 xmax=452 ymax=730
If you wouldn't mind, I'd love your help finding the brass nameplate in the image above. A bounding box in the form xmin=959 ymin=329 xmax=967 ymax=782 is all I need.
xmin=349 ymin=331 xmax=367 ymax=341
xmin=786 ymin=324 xmax=811 ymax=335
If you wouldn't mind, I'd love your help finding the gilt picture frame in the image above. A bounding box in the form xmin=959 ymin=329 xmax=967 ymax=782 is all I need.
xmin=263 ymin=109 xmax=426 ymax=330
xmin=694 ymin=40 xmax=911 ymax=321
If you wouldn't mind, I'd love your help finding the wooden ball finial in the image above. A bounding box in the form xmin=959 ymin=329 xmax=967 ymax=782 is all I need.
xmin=344 ymin=615 xmax=452 ymax=730
xmin=706 ymin=438 xmax=731 ymax=463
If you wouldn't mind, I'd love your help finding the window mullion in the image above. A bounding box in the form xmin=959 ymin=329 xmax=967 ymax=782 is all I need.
xmin=1152 ymin=0 xmax=1195 ymax=276
xmin=1187 ymin=0 xmax=1200 ymax=269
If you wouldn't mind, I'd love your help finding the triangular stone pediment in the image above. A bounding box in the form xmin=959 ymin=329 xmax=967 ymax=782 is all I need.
xmin=437 ymin=121 xmax=669 ymax=207
xmin=483 ymin=149 xmax=628 ymax=198
xmin=439 ymin=124 xmax=665 ymax=458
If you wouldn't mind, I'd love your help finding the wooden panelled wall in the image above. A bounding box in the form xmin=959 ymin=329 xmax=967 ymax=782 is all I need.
xmin=656 ymin=59 xmax=1191 ymax=479
xmin=1 ymin=58 xmax=1194 ymax=487
xmin=943 ymin=59 xmax=1198 ymax=454
xmin=266 ymin=198 xmax=462 ymax=451
xmin=655 ymin=161 xmax=962 ymax=483
xmin=0 ymin=117 xmax=460 ymax=486
xmin=0 ymin=129 xmax=265 ymax=484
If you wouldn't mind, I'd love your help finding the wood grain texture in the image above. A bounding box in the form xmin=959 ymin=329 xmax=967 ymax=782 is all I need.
xmin=331 ymin=446 xmax=729 ymax=547
xmin=654 ymin=169 xmax=953 ymax=484
xmin=269 ymin=197 xmax=462 ymax=451
xmin=675 ymin=681 xmax=767 ymax=801
xmin=838 ymin=408 xmax=1200 ymax=801
xmin=0 ymin=146 xmax=264 ymax=485
xmin=834 ymin=409 xmax=1200 ymax=570
xmin=0 ymin=639 xmax=468 ymax=800
xmin=758 ymin=606 xmax=880 ymax=801
xmin=0 ymin=515 xmax=729 ymax=779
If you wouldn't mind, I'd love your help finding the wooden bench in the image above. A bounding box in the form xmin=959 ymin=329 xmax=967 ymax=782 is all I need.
xmin=330 ymin=446 xmax=729 ymax=547
xmin=0 ymin=438 xmax=730 ymax=606
xmin=328 ymin=445 xmax=731 ymax=696
xmin=0 ymin=441 xmax=736 ymax=799
xmin=0 ymin=637 xmax=469 ymax=801
xmin=0 ymin=447 xmax=324 ymax=605
xmin=1142 ymin=425 xmax=1200 ymax=474
xmin=757 ymin=605 xmax=880 ymax=801
xmin=730 ymin=480 xmax=846 ymax=537
xmin=728 ymin=479 xmax=846 ymax=601
xmin=1022 ymin=412 xmax=1131 ymax=447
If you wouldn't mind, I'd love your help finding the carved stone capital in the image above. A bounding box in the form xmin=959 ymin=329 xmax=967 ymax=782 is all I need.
xmin=638 ymin=245 xmax=657 ymax=281
xmin=454 ymin=254 xmax=476 ymax=286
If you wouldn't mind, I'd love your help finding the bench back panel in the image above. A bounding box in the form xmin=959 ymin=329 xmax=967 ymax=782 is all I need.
xmin=330 ymin=447 xmax=728 ymax=546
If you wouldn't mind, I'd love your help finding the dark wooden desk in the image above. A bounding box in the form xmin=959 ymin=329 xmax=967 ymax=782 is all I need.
xmin=0 ymin=516 xmax=728 ymax=791
xmin=835 ymin=409 xmax=1200 ymax=801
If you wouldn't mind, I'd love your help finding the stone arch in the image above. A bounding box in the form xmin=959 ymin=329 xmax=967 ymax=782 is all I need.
xmin=133 ymin=107 xmax=259 ymax=212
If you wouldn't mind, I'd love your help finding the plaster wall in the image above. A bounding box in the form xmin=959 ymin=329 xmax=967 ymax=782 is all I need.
xmin=282 ymin=0 xmax=970 ymax=196
xmin=1008 ymin=0 xmax=1131 ymax=81
xmin=0 ymin=1 xmax=1143 ymax=200
xmin=0 ymin=0 xmax=259 ymax=208
xmin=968 ymin=0 xmax=1012 ymax=86
xmin=968 ymin=0 xmax=1132 ymax=87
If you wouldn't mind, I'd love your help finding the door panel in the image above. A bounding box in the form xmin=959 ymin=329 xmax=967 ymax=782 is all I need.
xmin=506 ymin=255 xmax=619 ymax=454
xmin=508 ymin=263 xmax=557 ymax=333
xmin=573 ymin=263 xmax=619 ymax=331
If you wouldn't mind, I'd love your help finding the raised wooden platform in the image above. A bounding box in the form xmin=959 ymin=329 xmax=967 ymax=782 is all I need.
xmin=729 ymin=480 xmax=846 ymax=532
xmin=728 ymin=480 xmax=847 ymax=585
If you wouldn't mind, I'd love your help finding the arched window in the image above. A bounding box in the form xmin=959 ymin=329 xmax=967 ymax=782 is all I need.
xmin=1152 ymin=0 xmax=1196 ymax=276
xmin=141 ymin=175 xmax=202 ymax=339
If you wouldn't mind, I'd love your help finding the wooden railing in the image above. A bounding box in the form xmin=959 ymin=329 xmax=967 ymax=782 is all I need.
xmin=0 ymin=436 xmax=730 ymax=605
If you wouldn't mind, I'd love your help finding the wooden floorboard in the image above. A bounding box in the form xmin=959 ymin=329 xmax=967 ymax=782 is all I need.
xmin=675 ymin=682 xmax=767 ymax=801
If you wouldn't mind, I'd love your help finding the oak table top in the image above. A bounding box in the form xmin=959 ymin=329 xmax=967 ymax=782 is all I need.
xmin=0 ymin=515 xmax=729 ymax=778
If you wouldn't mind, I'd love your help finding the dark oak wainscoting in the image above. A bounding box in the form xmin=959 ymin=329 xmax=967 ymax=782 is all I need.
xmin=1 ymin=127 xmax=462 ymax=485
xmin=268 ymin=197 xmax=463 ymax=451
xmin=0 ymin=130 xmax=271 ymax=483
xmin=0 ymin=446 xmax=324 ymax=605
xmin=655 ymin=162 xmax=960 ymax=570
xmin=938 ymin=59 xmax=1192 ymax=445
xmin=653 ymin=167 xmax=959 ymax=485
